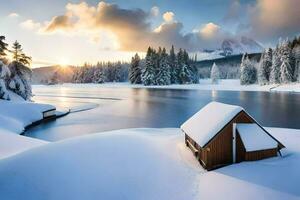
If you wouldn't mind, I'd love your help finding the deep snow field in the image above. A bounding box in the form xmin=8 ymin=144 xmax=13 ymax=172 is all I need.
xmin=51 ymin=79 xmax=300 ymax=93
xmin=0 ymin=127 xmax=300 ymax=199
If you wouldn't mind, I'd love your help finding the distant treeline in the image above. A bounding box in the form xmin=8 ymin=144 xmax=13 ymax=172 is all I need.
xmin=72 ymin=62 xmax=129 ymax=83
xmin=130 ymin=46 xmax=198 ymax=85
xmin=70 ymin=45 xmax=199 ymax=85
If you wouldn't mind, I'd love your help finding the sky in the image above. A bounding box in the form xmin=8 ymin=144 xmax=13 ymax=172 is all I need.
xmin=0 ymin=0 xmax=299 ymax=68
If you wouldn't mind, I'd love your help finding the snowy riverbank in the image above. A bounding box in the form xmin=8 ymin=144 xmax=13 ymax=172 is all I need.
xmin=37 ymin=79 xmax=300 ymax=93
xmin=0 ymin=100 xmax=55 ymax=134
xmin=0 ymin=127 xmax=300 ymax=199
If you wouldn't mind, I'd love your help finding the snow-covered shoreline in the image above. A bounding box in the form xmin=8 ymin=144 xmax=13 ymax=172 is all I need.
xmin=33 ymin=79 xmax=300 ymax=93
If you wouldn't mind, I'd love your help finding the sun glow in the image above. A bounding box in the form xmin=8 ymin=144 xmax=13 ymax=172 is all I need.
xmin=58 ymin=58 xmax=70 ymax=67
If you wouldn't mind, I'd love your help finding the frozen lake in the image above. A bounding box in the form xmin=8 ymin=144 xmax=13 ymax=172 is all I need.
xmin=25 ymin=84 xmax=300 ymax=141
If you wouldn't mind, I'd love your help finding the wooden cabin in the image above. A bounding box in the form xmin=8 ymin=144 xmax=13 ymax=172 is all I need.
xmin=181 ymin=102 xmax=284 ymax=171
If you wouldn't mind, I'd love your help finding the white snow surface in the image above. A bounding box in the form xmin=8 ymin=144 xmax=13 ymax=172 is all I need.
xmin=237 ymin=123 xmax=278 ymax=151
xmin=0 ymin=100 xmax=55 ymax=134
xmin=181 ymin=101 xmax=243 ymax=147
xmin=0 ymin=127 xmax=299 ymax=200
xmin=0 ymin=129 xmax=48 ymax=159
xmin=38 ymin=80 xmax=300 ymax=93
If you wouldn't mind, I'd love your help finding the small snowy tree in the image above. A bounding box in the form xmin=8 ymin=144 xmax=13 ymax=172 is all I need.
xmin=210 ymin=62 xmax=220 ymax=84
xmin=240 ymin=54 xmax=257 ymax=85
xmin=156 ymin=48 xmax=171 ymax=85
xmin=269 ymin=46 xmax=281 ymax=84
xmin=141 ymin=47 xmax=156 ymax=85
xmin=129 ymin=53 xmax=142 ymax=84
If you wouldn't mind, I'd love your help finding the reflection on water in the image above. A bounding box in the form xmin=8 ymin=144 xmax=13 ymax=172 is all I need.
xmin=26 ymin=85 xmax=300 ymax=141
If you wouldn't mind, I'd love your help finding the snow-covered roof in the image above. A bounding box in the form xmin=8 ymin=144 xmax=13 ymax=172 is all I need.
xmin=181 ymin=102 xmax=243 ymax=147
xmin=237 ymin=123 xmax=278 ymax=152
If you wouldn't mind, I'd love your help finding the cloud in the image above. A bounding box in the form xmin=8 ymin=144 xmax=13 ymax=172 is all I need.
xmin=163 ymin=12 xmax=174 ymax=22
xmin=20 ymin=19 xmax=41 ymax=30
xmin=8 ymin=13 xmax=19 ymax=18
xmin=150 ymin=6 xmax=159 ymax=17
xmin=44 ymin=15 xmax=73 ymax=32
xmin=199 ymin=23 xmax=220 ymax=39
xmin=246 ymin=0 xmax=300 ymax=42
xmin=38 ymin=1 xmax=232 ymax=51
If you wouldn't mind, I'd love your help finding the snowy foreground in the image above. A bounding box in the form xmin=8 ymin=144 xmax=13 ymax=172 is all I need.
xmin=0 ymin=127 xmax=300 ymax=200
xmin=49 ymin=79 xmax=300 ymax=93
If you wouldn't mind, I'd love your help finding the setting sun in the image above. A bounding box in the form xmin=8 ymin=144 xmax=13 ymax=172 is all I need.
xmin=58 ymin=58 xmax=70 ymax=67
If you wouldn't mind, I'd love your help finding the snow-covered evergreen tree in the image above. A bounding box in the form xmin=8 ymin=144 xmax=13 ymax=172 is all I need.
xmin=156 ymin=48 xmax=171 ymax=85
xmin=258 ymin=56 xmax=267 ymax=85
xmin=0 ymin=61 xmax=10 ymax=100
xmin=0 ymin=36 xmax=8 ymax=61
xmin=169 ymin=45 xmax=178 ymax=84
xmin=129 ymin=53 xmax=142 ymax=84
xmin=8 ymin=61 xmax=32 ymax=100
xmin=279 ymin=40 xmax=293 ymax=83
xmin=270 ymin=46 xmax=281 ymax=84
xmin=178 ymin=49 xmax=193 ymax=84
xmin=211 ymin=62 xmax=220 ymax=84
xmin=240 ymin=54 xmax=257 ymax=85
xmin=141 ymin=47 xmax=156 ymax=85
xmin=93 ymin=67 xmax=105 ymax=83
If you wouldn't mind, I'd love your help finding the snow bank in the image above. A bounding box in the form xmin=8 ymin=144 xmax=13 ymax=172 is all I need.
xmin=0 ymin=128 xmax=203 ymax=200
xmin=0 ymin=100 xmax=55 ymax=134
xmin=45 ymin=80 xmax=300 ymax=93
xmin=0 ymin=127 xmax=299 ymax=200
xmin=181 ymin=102 xmax=243 ymax=146
xmin=0 ymin=99 xmax=54 ymax=158
xmin=0 ymin=129 xmax=48 ymax=159
xmin=237 ymin=123 xmax=278 ymax=151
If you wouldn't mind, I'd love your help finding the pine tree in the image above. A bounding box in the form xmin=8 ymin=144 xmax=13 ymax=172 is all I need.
xmin=129 ymin=53 xmax=142 ymax=84
xmin=11 ymin=41 xmax=32 ymax=66
xmin=0 ymin=36 xmax=8 ymax=61
xmin=211 ymin=62 xmax=220 ymax=84
xmin=156 ymin=47 xmax=171 ymax=85
xmin=169 ymin=45 xmax=179 ymax=84
xmin=280 ymin=40 xmax=293 ymax=83
xmin=93 ymin=67 xmax=105 ymax=83
xmin=141 ymin=47 xmax=156 ymax=85
xmin=178 ymin=49 xmax=193 ymax=84
xmin=270 ymin=46 xmax=281 ymax=84
xmin=240 ymin=54 xmax=257 ymax=85
xmin=258 ymin=48 xmax=272 ymax=85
